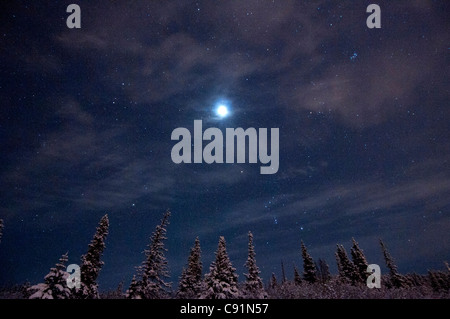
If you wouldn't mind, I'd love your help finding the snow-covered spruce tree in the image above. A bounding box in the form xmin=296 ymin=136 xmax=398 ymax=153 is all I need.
xmin=126 ymin=274 xmax=144 ymax=298
xmin=350 ymin=238 xmax=369 ymax=282
xmin=177 ymin=237 xmax=202 ymax=299
xmin=76 ymin=214 xmax=109 ymax=299
xmin=200 ymin=236 xmax=239 ymax=299
xmin=301 ymin=241 xmax=318 ymax=284
xmin=242 ymin=232 xmax=267 ymax=299
xmin=335 ymin=244 xmax=361 ymax=285
xmin=379 ymin=239 xmax=407 ymax=288
xmin=269 ymin=273 xmax=278 ymax=291
xmin=28 ymin=252 xmax=73 ymax=299
xmin=293 ymin=266 xmax=302 ymax=285
xmin=126 ymin=210 xmax=171 ymax=299
xmin=316 ymin=258 xmax=331 ymax=283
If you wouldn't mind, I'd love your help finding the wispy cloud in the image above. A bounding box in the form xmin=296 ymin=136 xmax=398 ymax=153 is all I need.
xmin=194 ymin=160 xmax=450 ymax=240
xmin=1 ymin=97 xmax=175 ymax=220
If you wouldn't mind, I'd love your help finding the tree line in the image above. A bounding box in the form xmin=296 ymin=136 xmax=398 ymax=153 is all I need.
xmin=0 ymin=212 xmax=448 ymax=299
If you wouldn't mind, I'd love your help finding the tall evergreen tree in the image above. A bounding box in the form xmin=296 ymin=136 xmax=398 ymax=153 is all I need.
xmin=76 ymin=214 xmax=109 ymax=299
xmin=316 ymin=258 xmax=331 ymax=283
xmin=177 ymin=237 xmax=202 ymax=298
xmin=280 ymin=259 xmax=287 ymax=284
xmin=301 ymin=241 xmax=318 ymax=283
xmin=127 ymin=210 xmax=171 ymax=299
xmin=269 ymin=273 xmax=278 ymax=290
xmin=200 ymin=236 xmax=239 ymax=299
xmin=242 ymin=232 xmax=267 ymax=299
xmin=28 ymin=253 xmax=72 ymax=299
xmin=335 ymin=244 xmax=361 ymax=285
xmin=380 ymin=239 xmax=407 ymax=288
xmin=126 ymin=275 xmax=144 ymax=299
xmin=293 ymin=266 xmax=302 ymax=285
xmin=350 ymin=238 xmax=369 ymax=282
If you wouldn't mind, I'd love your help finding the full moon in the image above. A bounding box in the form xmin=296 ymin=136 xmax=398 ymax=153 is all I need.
xmin=216 ymin=104 xmax=229 ymax=118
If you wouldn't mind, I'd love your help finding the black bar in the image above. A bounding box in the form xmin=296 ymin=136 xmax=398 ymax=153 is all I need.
xmin=0 ymin=299 xmax=447 ymax=318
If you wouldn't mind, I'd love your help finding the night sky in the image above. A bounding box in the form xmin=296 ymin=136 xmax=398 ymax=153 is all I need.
xmin=0 ymin=1 xmax=449 ymax=292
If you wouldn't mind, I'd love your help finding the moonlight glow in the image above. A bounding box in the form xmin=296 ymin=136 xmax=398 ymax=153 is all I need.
xmin=216 ymin=104 xmax=229 ymax=118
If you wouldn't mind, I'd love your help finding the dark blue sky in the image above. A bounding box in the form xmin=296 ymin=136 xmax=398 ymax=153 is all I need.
xmin=0 ymin=1 xmax=449 ymax=291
